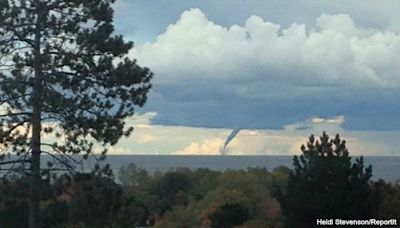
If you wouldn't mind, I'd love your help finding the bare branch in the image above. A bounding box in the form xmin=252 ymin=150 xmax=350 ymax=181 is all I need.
xmin=0 ymin=112 xmax=32 ymax=118
xmin=41 ymin=150 xmax=77 ymax=174
xmin=0 ymin=94 xmax=32 ymax=105
xmin=0 ymin=152 xmax=30 ymax=177
xmin=41 ymin=143 xmax=81 ymax=164
xmin=0 ymin=159 xmax=31 ymax=165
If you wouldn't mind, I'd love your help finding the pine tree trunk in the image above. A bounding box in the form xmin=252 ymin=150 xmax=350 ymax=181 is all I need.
xmin=29 ymin=6 xmax=43 ymax=227
xmin=29 ymin=106 xmax=41 ymax=228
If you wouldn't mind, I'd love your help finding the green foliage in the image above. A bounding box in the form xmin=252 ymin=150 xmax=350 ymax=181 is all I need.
xmin=209 ymin=202 xmax=250 ymax=228
xmin=0 ymin=176 xmax=30 ymax=228
xmin=118 ymin=163 xmax=148 ymax=187
xmin=373 ymin=180 xmax=400 ymax=218
xmin=40 ymin=200 xmax=69 ymax=228
xmin=189 ymin=170 xmax=219 ymax=201
xmin=0 ymin=165 xmax=149 ymax=228
xmin=281 ymin=132 xmax=374 ymax=228
xmin=151 ymin=168 xmax=282 ymax=227
xmin=149 ymin=171 xmax=191 ymax=214
xmin=271 ymin=165 xmax=290 ymax=199
xmin=198 ymin=169 xmax=279 ymax=227
xmin=1 ymin=160 xmax=398 ymax=227
xmin=67 ymin=174 xmax=122 ymax=227
xmin=154 ymin=206 xmax=199 ymax=228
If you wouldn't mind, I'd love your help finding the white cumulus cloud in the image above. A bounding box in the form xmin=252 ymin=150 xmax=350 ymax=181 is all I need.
xmin=133 ymin=8 xmax=400 ymax=97
xmin=175 ymin=137 xmax=226 ymax=155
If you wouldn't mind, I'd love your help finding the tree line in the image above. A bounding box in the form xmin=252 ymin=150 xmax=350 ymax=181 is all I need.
xmin=0 ymin=132 xmax=399 ymax=227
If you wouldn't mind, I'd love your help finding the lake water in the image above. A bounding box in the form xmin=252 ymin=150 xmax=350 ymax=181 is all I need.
xmin=88 ymin=155 xmax=400 ymax=182
xmin=7 ymin=155 xmax=396 ymax=182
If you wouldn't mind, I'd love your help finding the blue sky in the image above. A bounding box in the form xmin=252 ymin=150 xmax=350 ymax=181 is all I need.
xmin=101 ymin=0 xmax=400 ymax=155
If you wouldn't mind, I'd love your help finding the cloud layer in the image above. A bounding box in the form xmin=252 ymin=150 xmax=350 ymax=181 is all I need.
xmin=131 ymin=9 xmax=400 ymax=131
xmin=135 ymin=9 xmax=400 ymax=89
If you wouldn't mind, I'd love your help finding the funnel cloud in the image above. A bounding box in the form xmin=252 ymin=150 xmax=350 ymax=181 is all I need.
xmin=221 ymin=128 xmax=241 ymax=155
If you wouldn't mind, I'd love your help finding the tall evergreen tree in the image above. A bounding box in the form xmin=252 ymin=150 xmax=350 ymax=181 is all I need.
xmin=0 ymin=0 xmax=152 ymax=227
xmin=280 ymin=132 xmax=373 ymax=228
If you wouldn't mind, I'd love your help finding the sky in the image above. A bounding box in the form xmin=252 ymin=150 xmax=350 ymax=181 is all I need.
xmin=103 ymin=0 xmax=400 ymax=155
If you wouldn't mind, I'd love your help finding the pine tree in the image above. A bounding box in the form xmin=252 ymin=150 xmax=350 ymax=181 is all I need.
xmin=0 ymin=1 xmax=152 ymax=227
xmin=281 ymin=132 xmax=373 ymax=228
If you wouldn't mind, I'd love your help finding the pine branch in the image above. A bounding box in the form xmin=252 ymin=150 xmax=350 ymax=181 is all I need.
xmin=5 ymin=26 xmax=35 ymax=47
xmin=1 ymin=119 xmax=30 ymax=138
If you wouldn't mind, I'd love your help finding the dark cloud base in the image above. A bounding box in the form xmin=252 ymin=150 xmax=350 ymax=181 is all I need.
xmin=144 ymin=87 xmax=400 ymax=131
